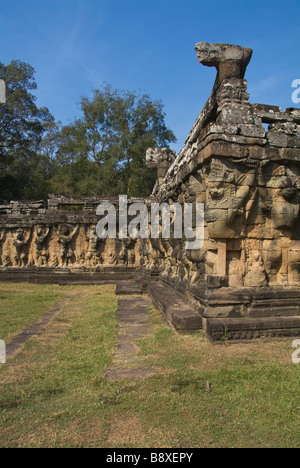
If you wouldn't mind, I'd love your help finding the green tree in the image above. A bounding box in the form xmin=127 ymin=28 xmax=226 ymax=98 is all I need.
xmin=49 ymin=85 xmax=176 ymax=197
xmin=0 ymin=60 xmax=54 ymax=202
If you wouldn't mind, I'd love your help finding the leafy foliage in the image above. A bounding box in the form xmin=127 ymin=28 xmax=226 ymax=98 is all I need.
xmin=0 ymin=60 xmax=54 ymax=202
xmin=47 ymin=85 xmax=176 ymax=197
xmin=0 ymin=62 xmax=176 ymax=202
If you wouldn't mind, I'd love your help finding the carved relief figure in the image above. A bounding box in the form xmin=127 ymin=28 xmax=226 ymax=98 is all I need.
xmin=117 ymin=238 xmax=136 ymax=266
xmin=56 ymin=224 xmax=79 ymax=267
xmin=262 ymin=238 xmax=294 ymax=285
xmin=127 ymin=240 xmax=136 ymax=266
xmin=13 ymin=228 xmax=31 ymax=267
xmin=288 ymin=241 xmax=300 ymax=284
xmin=262 ymin=166 xmax=300 ymax=285
xmin=102 ymin=238 xmax=116 ymax=265
xmin=244 ymin=249 xmax=267 ymax=288
xmin=267 ymin=166 xmax=299 ymax=231
xmin=1 ymin=229 xmax=12 ymax=267
xmin=205 ymin=159 xmax=255 ymax=239
xmin=0 ymin=230 xmax=7 ymax=266
xmin=35 ymin=225 xmax=50 ymax=266
xmin=85 ymin=225 xmax=101 ymax=266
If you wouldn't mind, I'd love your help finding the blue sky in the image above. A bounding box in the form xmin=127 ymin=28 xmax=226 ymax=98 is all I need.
xmin=0 ymin=0 xmax=299 ymax=152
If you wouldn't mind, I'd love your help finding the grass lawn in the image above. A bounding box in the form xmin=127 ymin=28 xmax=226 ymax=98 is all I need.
xmin=0 ymin=282 xmax=300 ymax=448
xmin=0 ymin=283 xmax=72 ymax=343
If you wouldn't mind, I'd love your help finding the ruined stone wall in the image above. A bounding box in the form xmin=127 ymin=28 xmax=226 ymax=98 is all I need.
xmin=0 ymin=195 xmax=144 ymax=270
xmin=1 ymin=41 xmax=300 ymax=342
xmin=1 ymin=42 xmax=300 ymax=340
xmin=146 ymin=42 xmax=300 ymax=323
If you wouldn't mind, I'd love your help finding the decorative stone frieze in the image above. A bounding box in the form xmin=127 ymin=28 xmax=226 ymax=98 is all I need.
xmin=1 ymin=42 xmax=300 ymax=341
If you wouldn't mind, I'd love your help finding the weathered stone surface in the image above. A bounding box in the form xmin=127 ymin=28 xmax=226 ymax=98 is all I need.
xmin=205 ymin=316 xmax=300 ymax=343
xmin=105 ymin=293 xmax=158 ymax=381
xmin=148 ymin=282 xmax=203 ymax=331
xmin=195 ymin=42 xmax=253 ymax=86
xmin=0 ymin=267 xmax=136 ymax=284
xmin=116 ymin=282 xmax=143 ymax=296
xmin=0 ymin=196 xmax=145 ymax=270
xmin=144 ymin=42 xmax=300 ymax=341
xmin=1 ymin=42 xmax=300 ymax=342
xmin=146 ymin=147 xmax=176 ymax=187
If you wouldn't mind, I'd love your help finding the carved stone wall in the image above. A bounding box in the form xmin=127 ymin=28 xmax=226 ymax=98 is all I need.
xmin=0 ymin=195 xmax=144 ymax=270
xmin=146 ymin=42 xmax=300 ymax=335
xmin=1 ymin=42 xmax=300 ymax=341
